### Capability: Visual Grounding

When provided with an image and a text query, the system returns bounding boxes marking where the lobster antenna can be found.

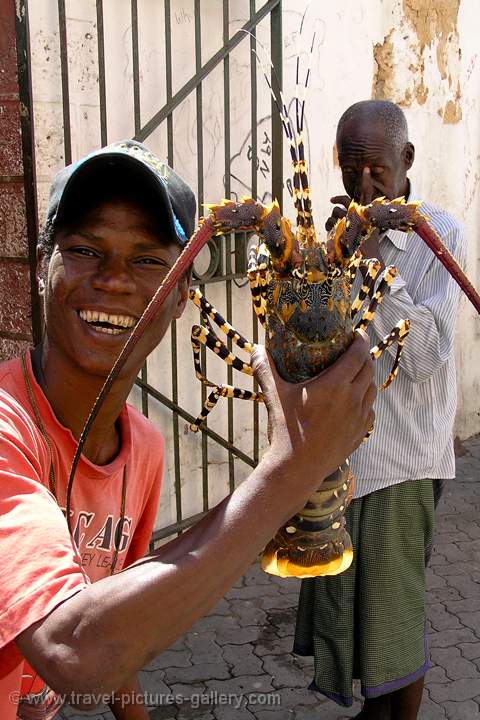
[296,2,315,135]
[293,3,318,245]
[243,30,310,230]
[240,29,297,151]
[243,28,310,232]
[250,47,292,143]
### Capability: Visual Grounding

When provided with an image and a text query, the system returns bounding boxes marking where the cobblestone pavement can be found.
[59,434,480,720]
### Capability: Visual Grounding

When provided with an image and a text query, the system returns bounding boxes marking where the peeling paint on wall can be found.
[403,0,459,48]
[372,0,462,123]
[404,0,462,122]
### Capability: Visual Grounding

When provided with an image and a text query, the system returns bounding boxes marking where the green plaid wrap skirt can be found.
[293,478,435,707]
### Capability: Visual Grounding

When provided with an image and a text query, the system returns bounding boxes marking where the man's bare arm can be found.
[17,334,375,698]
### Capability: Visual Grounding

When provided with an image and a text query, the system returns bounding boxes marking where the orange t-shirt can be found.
[0,352,164,720]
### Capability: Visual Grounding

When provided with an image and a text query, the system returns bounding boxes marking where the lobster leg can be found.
[190,288,254,351]
[354,266,399,332]
[191,384,262,433]
[247,245,269,325]
[189,290,263,432]
[350,257,382,318]
[370,319,411,389]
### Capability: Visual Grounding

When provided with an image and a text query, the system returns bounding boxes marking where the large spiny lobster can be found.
[182,39,480,578]
[67,24,480,581]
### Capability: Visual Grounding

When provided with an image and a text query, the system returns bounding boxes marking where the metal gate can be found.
[17,0,283,544]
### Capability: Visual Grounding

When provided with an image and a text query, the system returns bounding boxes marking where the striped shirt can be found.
[350,184,467,497]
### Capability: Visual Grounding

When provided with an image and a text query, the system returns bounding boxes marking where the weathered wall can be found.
[25,0,480,527]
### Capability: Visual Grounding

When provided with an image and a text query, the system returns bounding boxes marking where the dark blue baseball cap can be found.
[46,140,196,245]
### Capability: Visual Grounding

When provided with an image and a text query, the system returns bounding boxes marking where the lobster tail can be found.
[261,463,355,578]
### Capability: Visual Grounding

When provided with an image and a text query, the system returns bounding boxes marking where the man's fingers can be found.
[332,206,347,220]
[251,345,273,388]
[324,331,372,384]
[330,195,351,207]
[359,167,374,205]
[325,197,350,232]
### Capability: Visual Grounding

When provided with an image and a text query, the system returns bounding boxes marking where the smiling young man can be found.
[294,101,466,720]
[0,140,376,720]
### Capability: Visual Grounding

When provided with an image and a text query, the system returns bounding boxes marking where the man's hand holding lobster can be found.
[326,166,386,269]
[251,332,376,516]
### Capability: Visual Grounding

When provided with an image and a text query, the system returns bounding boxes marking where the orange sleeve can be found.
[0,395,89,658]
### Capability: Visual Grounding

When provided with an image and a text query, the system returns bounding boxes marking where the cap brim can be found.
[54,152,185,245]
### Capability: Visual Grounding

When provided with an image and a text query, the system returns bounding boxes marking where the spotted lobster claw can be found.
[326,197,422,267]
[324,197,480,314]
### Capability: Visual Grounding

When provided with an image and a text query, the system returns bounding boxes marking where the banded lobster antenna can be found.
[243,30,299,160]
[246,31,308,234]
[293,4,318,246]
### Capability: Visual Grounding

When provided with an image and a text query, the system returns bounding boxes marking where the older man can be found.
[294,101,466,720]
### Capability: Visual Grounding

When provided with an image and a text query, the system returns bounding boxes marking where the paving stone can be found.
[266,608,298,638]
[144,650,192,672]
[431,543,467,564]
[231,599,268,626]
[148,702,178,718]
[215,626,261,646]
[139,671,173,697]
[437,517,463,534]
[445,574,480,597]
[191,615,241,634]
[209,598,233,616]
[426,568,448,588]
[205,675,276,697]
[178,711,214,720]
[294,699,363,719]
[429,551,448,566]
[213,705,255,720]
[163,664,231,685]
[262,654,311,689]
[184,632,223,664]
[464,524,480,541]
[441,700,480,719]
[430,647,479,680]
[436,531,472,544]
[168,636,189,652]
[428,603,463,631]
[428,627,479,647]
[429,678,480,703]
[223,643,264,676]
[434,563,473,577]
[260,594,300,611]
[253,711,294,720]
[272,687,323,708]
[459,643,480,661]
[226,585,281,601]
[254,630,295,657]
[276,580,301,596]
[446,598,480,614]
[428,586,463,604]
[427,664,450,683]
[457,612,480,636]
[418,694,448,719]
